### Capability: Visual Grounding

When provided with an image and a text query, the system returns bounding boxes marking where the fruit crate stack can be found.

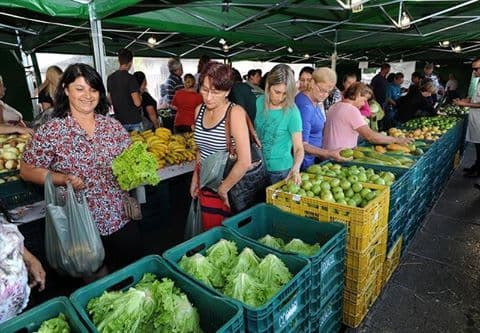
[266,174,389,327]
[0,297,87,333]
[163,227,312,333]
[70,255,244,333]
[222,204,346,333]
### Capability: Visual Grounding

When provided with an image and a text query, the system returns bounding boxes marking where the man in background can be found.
[370,63,391,108]
[162,58,184,114]
[107,48,142,131]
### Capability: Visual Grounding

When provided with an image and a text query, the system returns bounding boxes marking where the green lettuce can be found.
[257,234,284,250]
[206,239,238,277]
[179,253,224,288]
[224,273,265,307]
[229,247,260,277]
[283,238,321,256]
[112,141,160,190]
[36,313,70,333]
[256,254,293,299]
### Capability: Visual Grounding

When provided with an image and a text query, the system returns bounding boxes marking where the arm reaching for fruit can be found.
[0,124,33,135]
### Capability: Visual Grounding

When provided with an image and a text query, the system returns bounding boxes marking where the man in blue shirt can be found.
[384,72,404,129]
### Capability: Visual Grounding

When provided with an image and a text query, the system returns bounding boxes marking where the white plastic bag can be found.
[44,173,104,277]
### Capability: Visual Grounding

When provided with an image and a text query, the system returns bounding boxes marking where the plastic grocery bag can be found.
[184,198,203,240]
[199,150,228,191]
[44,173,105,277]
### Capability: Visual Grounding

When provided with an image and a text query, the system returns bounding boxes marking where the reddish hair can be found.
[199,61,234,91]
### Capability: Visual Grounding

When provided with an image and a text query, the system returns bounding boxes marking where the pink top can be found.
[359,101,371,117]
[323,101,367,150]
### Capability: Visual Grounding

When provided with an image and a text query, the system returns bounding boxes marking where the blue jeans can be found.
[267,169,290,185]
[123,122,143,132]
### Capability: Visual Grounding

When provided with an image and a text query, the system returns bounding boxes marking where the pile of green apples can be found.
[306,163,396,186]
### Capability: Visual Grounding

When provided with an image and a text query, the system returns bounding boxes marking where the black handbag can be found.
[223,104,268,213]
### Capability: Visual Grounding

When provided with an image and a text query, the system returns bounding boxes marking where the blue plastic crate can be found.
[310,290,343,333]
[70,255,244,333]
[222,203,346,316]
[0,297,87,333]
[163,227,311,333]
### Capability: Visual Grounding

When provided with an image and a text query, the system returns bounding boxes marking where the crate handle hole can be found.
[107,276,134,292]
[186,243,206,257]
[237,217,253,228]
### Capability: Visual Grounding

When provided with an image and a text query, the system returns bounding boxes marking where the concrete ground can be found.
[351,144,480,333]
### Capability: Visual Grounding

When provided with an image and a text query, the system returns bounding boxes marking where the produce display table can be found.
[157,161,195,180]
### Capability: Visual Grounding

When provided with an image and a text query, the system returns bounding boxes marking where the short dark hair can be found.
[387,73,395,83]
[473,57,480,63]
[197,55,211,73]
[231,68,242,83]
[299,66,314,78]
[411,71,422,79]
[380,63,391,70]
[133,71,146,86]
[343,72,357,83]
[54,63,108,118]
[344,82,373,100]
[394,72,404,80]
[199,61,234,91]
[118,48,133,65]
[247,69,258,79]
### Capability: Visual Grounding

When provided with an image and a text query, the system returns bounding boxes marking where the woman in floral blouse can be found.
[20,63,142,275]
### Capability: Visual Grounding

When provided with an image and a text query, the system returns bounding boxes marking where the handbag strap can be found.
[224,103,260,156]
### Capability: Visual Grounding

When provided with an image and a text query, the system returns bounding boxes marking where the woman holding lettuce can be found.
[20,63,142,275]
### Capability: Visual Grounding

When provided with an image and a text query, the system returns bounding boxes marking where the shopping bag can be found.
[184,198,203,240]
[44,173,105,277]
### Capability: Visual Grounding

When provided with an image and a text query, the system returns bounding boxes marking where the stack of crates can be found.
[382,236,403,286]
[266,176,389,328]
[222,204,346,333]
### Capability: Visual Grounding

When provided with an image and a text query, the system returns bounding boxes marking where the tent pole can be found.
[331,31,338,71]
[88,2,106,83]
[16,30,37,117]
[30,52,42,94]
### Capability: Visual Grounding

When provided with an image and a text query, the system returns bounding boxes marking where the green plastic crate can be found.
[70,255,243,333]
[0,297,87,333]
[310,290,343,333]
[222,203,346,315]
[163,227,311,333]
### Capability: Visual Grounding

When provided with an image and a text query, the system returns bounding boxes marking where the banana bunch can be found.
[129,128,197,169]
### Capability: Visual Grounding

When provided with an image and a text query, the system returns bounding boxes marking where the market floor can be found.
[350,144,480,333]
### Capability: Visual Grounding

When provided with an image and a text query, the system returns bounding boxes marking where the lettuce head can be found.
[257,234,284,250]
[283,238,321,256]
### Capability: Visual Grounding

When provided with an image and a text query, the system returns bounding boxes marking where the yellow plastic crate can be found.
[382,236,403,287]
[266,176,389,252]
[343,266,382,328]
[344,227,387,293]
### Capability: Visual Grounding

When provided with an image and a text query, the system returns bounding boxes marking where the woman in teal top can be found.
[255,64,304,185]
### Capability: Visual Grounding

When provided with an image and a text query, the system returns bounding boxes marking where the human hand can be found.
[286,169,301,185]
[329,148,352,162]
[24,251,46,291]
[66,174,85,190]
[17,126,34,135]
[394,137,414,145]
[217,183,230,208]
[453,98,469,107]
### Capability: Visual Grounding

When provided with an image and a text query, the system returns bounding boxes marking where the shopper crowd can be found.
[1,49,478,324]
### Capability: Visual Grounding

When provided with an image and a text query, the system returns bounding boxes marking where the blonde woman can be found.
[38,65,62,110]
[255,64,304,185]
[295,67,347,170]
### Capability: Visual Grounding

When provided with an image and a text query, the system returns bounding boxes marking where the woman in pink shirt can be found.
[323,82,411,150]
[342,73,371,117]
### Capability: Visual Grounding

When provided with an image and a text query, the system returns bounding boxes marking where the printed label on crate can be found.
[321,253,336,275]
[278,299,299,328]
[319,305,333,327]
[292,194,301,202]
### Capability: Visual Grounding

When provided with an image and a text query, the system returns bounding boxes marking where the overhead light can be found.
[147,37,157,46]
[452,45,462,53]
[399,12,411,29]
[350,0,363,13]
[222,44,229,52]
[287,47,293,53]
[219,38,226,45]
[304,53,310,59]
[439,40,450,47]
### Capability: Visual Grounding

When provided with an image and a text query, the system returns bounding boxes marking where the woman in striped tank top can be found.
[191,62,252,230]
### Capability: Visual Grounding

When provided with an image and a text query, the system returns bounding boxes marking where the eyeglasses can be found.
[472,67,480,72]
[200,86,224,96]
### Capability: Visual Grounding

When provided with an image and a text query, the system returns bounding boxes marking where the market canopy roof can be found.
[0,0,479,64]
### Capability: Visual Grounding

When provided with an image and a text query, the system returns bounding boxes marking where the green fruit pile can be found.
[280,171,382,208]
[306,163,396,186]
[438,104,468,116]
[403,116,458,131]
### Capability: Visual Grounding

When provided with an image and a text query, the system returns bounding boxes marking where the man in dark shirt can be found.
[107,48,142,131]
[162,58,184,115]
[370,63,391,108]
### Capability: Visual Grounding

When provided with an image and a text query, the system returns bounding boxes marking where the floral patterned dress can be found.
[22,114,131,236]
[0,223,29,323]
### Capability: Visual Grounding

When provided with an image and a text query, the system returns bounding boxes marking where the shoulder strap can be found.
[225,103,261,156]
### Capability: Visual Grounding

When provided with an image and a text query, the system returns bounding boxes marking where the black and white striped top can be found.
[194,103,228,160]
